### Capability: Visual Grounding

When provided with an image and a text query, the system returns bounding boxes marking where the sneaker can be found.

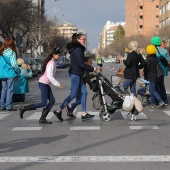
[53,110,63,121]
[164,100,168,106]
[155,102,165,109]
[81,113,95,121]
[65,105,76,118]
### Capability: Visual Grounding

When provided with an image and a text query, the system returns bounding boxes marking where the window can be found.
[156,5,159,8]
[140,6,143,10]
[139,15,143,20]
[140,25,143,29]
[156,25,159,28]
[156,15,159,18]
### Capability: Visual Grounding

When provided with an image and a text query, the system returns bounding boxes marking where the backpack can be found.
[92,91,102,110]
[156,47,169,67]
[156,63,164,79]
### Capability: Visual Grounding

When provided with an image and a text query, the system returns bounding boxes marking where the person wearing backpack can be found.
[144,45,164,109]
[151,36,169,106]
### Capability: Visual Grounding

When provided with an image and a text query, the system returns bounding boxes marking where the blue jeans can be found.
[157,76,167,102]
[137,86,146,96]
[60,74,87,112]
[1,78,15,109]
[34,82,55,110]
[123,79,137,96]
[149,81,163,105]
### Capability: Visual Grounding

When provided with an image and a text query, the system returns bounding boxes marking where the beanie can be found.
[17,58,24,66]
[146,45,157,55]
[151,36,162,46]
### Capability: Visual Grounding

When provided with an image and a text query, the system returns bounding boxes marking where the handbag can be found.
[116,67,125,77]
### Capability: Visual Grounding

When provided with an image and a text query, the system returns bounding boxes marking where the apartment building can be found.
[99,21,125,49]
[57,22,78,39]
[159,0,170,28]
[125,0,159,37]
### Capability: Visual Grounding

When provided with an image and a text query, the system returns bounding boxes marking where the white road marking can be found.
[0,114,10,120]
[26,112,54,120]
[71,126,100,130]
[0,155,170,162]
[163,110,170,116]
[12,127,42,131]
[130,126,158,130]
[76,112,100,120]
[121,111,149,120]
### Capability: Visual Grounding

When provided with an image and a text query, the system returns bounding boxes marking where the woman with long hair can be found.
[53,33,95,121]
[19,48,62,124]
[0,38,20,111]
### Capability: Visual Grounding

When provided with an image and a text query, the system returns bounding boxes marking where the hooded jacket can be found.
[66,42,94,75]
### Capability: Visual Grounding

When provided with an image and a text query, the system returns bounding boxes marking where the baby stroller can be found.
[92,73,139,122]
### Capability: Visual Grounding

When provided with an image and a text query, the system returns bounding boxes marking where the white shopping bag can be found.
[122,95,134,112]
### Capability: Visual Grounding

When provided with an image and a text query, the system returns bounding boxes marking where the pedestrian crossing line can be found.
[130,126,159,130]
[12,127,42,131]
[76,112,100,120]
[71,126,100,130]
[0,114,10,120]
[163,110,170,117]
[120,111,149,120]
[26,112,54,120]
[0,155,170,162]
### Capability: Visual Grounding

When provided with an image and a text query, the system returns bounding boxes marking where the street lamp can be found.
[54,0,59,25]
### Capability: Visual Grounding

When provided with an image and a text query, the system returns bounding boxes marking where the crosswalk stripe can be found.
[26,112,54,120]
[0,155,170,162]
[12,127,42,131]
[120,111,149,120]
[0,114,10,120]
[163,110,170,117]
[71,126,100,130]
[130,126,158,130]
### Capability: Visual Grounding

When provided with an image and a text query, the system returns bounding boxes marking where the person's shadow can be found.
[0,135,68,153]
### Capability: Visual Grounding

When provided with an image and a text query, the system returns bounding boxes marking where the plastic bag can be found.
[133,96,143,113]
[122,95,134,112]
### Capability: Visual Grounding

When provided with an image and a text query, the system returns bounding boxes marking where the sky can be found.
[44,0,125,51]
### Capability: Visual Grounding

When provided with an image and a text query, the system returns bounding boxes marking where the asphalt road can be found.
[0,62,170,170]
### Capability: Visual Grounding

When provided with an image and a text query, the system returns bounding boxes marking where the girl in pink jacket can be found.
[19,48,62,124]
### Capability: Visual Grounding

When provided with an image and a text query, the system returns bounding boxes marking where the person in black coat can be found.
[54,33,95,121]
[122,41,145,96]
[144,45,164,109]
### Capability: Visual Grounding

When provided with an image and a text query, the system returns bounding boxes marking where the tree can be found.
[0,0,41,39]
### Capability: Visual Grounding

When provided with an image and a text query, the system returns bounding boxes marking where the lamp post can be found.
[54,0,59,25]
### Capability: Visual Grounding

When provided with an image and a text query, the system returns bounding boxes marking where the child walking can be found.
[19,48,62,124]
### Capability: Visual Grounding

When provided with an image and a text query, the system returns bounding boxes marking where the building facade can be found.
[125,0,159,37]
[99,21,125,49]
[159,0,170,28]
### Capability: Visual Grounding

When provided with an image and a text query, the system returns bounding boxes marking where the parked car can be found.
[22,57,38,77]
[56,56,67,68]
[35,57,44,74]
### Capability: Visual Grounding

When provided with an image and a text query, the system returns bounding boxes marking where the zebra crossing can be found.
[1,108,170,131]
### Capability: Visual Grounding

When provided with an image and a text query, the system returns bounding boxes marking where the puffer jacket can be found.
[123,51,146,79]
[66,42,94,75]
[144,54,159,82]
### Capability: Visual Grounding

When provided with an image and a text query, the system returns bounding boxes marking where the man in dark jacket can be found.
[122,41,145,96]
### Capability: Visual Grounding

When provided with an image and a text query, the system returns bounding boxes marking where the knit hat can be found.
[146,45,157,55]
[151,36,162,46]
[21,63,28,70]
[17,58,24,66]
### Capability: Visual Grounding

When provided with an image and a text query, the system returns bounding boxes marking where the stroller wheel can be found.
[101,112,111,122]
[127,113,137,121]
